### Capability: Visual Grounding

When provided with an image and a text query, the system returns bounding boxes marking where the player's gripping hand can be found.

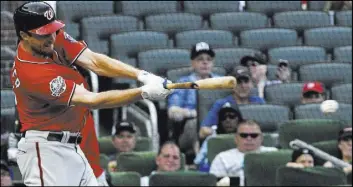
[138,70,169,85]
[141,79,173,100]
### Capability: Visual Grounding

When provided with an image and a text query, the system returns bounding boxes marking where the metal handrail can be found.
[88,70,100,138]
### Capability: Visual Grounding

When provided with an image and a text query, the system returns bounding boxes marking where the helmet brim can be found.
[29,20,65,35]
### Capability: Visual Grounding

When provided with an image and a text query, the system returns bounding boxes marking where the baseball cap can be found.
[240,52,267,66]
[112,121,136,136]
[291,148,315,162]
[190,42,215,60]
[231,66,251,80]
[302,81,324,94]
[338,127,352,141]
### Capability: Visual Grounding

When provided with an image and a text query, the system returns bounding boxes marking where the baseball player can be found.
[11,2,172,186]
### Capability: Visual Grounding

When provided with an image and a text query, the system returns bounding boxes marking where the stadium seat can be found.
[112,58,138,88]
[312,140,340,165]
[276,166,348,186]
[210,12,269,34]
[240,28,298,52]
[273,11,331,33]
[175,30,235,49]
[56,1,114,23]
[1,1,26,13]
[304,27,352,51]
[81,15,140,55]
[110,31,169,59]
[98,136,153,156]
[333,46,352,64]
[149,171,217,186]
[138,49,190,77]
[145,13,203,36]
[268,46,328,70]
[246,1,302,16]
[264,82,304,107]
[99,154,109,171]
[299,63,352,87]
[238,104,291,132]
[308,1,326,11]
[335,11,352,27]
[207,133,279,164]
[244,150,293,186]
[331,83,352,104]
[110,172,142,186]
[1,11,15,30]
[166,67,226,82]
[120,1,178,18]
[64,23,80,40]
[279,119,350,149]
[116,151,186,176]
[1,46,15,60]
[213,48,262,71]
[197,90,233,129]
[1,29,17,46]
[183,1,239,18]
[1,90,16,133]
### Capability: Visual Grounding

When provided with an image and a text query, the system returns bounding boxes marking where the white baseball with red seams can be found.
[320,100,339,113]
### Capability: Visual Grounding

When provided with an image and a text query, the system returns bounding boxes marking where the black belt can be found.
[22,131,82,144]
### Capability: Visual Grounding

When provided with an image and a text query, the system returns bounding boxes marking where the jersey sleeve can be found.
[23,69,76,106]
[55,29,87,65]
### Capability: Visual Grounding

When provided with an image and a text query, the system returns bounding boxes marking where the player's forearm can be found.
[89,88,143,109]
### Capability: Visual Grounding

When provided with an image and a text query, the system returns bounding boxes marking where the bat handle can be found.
[163,78,169,89]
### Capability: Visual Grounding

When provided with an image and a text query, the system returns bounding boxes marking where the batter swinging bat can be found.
[163,76,237,90]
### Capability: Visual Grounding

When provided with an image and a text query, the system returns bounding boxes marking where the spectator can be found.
[323,1,352,11]
[140,141,181,186]
[324,127,352,174]
[194,106,243,172]
[107,121,137,172]
[199,66,265,140]
[210,120,277,186]
[286,148,316,168]
[240,54,291,98]
[301,81,325,104]
[1,160,13,186]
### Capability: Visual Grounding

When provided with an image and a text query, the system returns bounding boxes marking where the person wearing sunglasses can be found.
[141,141,181,186]
[301,81,325,104]
[199,66,265,140]
[194,106,244,172]
[210,120,277,186]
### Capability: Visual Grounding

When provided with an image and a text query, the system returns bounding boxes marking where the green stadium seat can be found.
[120,1,178,18]
[308,1,326,11]
[335,11,352,27]
[239,104,291,132]
[109,172,141,186]
[149,171,217,186]
[116,151,186,176]
[264,82,304,108]
[299,63,352,87]
[268,46,327,70]
[304,27,352,51]
[278,119,349,149]
[110,31,169,59]
[244,149,293,186]
[246,1,302,16]
[276,166,348,186]
[166,67,226,83]
[210,12,269,34]
[312,140,341,165]
[145,13,203,36]
[99,154,109,171]
[56,1,114,23]
[138,49,190,77]
[183,1,239,18]
[240,28,298,52]
[213,48,262,71]
[98,136,153,156]
[333,46,352,64]
[175,30,235,48]
[331,83,352,104]
[273,11,331,33]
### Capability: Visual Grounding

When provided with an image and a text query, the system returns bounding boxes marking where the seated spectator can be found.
[324,127,352,174]
[194,106,243,172]
[1,160,13,186]
[286,148,316,168]
[140,141,181,186]
[240,54,291,98]
[108,121,137,172]
[301,81,325,104]
[199,66,265,140]
[210,120,277,186]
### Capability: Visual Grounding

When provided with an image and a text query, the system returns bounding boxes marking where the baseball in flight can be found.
[320,100,339,113]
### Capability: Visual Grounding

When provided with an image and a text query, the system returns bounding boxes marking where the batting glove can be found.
[141,79,173,100]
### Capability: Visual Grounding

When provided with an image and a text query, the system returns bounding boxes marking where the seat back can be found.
[1,90,16,133]
[184,1,239,18]
[246,1,301,16]
[331,83,352,104]
[110,171,142,186]
[213,48,262,71]
[335,11,352,27]
[312,140,341,165]
[149,171,217,186]
[175,30,235,48]
[98,136,153,155]
[120,1,178,18]
[264,82,304,108]
[166,67,226,82]
[333,46,352,64]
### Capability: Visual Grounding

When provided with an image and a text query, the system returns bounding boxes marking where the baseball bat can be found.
[163,76,237,90]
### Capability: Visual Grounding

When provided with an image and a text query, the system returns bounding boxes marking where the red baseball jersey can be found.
[10,29,103,177]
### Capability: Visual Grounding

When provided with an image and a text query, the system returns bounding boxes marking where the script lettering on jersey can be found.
[49,76,66,97]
